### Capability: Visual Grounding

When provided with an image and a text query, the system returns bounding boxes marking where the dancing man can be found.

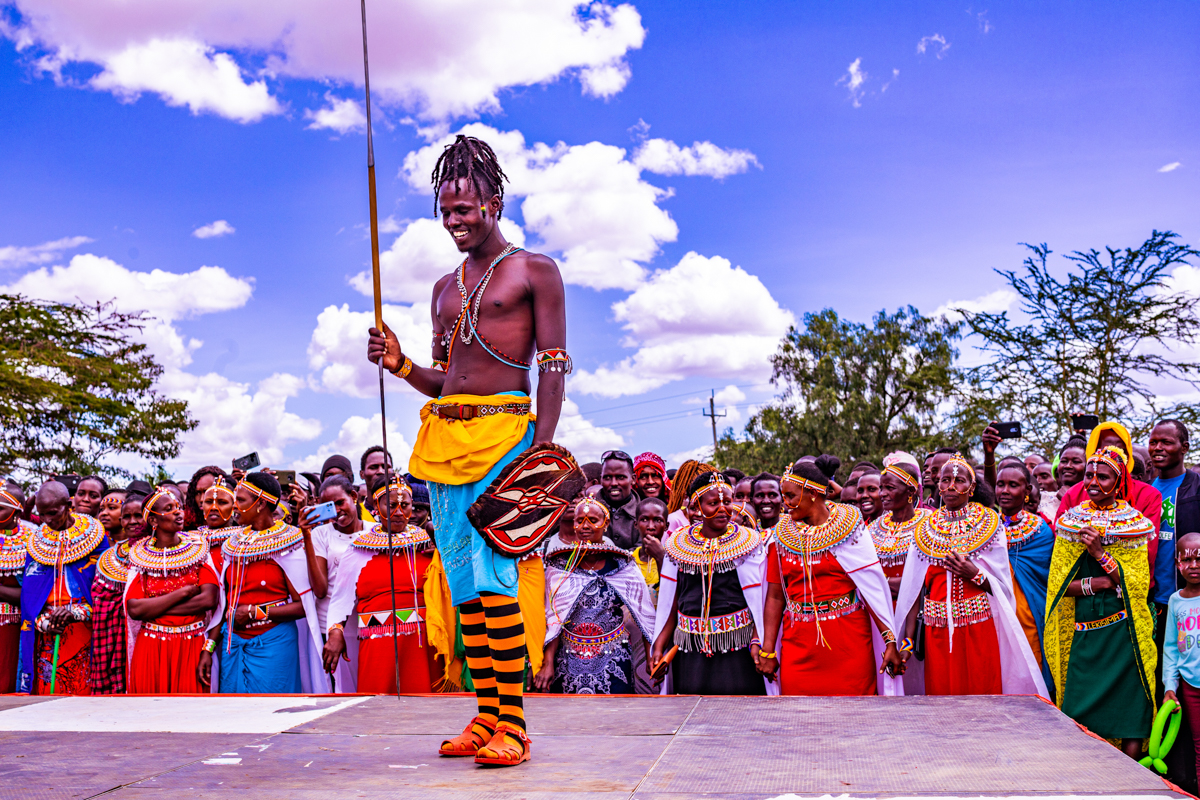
[368,134,567,767]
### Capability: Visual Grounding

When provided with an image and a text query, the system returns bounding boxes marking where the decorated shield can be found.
[467,443,586,557]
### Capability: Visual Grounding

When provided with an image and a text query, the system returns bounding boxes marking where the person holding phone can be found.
[322,476,439,694]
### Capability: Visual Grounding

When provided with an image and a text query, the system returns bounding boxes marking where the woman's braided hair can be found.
[430,135,509,218]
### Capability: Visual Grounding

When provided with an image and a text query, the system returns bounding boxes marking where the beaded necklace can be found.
[1001,510,1043,551]
[441,244,530,369]
[665,523,760,574]
[352,523,430,553]
[868,508,930,567]
[774,503,862,559]
[0,520,33,577]
[205,526,239,548]
[221,521,302,563]
[913,502,1000,566]
[1056,499,1152,547]
[96,541,133,588]
[27,514,105,567]
[129,533,208,577]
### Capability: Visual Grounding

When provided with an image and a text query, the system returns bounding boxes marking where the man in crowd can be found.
[600,451,640,550]
[360,446,393,516]
[751,472,782,531]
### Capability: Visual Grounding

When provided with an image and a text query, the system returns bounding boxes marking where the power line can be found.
[575,381,773,417]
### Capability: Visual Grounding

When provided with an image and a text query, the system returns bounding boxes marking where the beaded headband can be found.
[883,464,919,492]
[237,479,279,508]
[574,496,611,524]
[944,454,975,484]
[1088,445,1127,475]
[372,479,412,502]
[689,474,732,507]
[203,483,235,500]
[141,488,175,523]
[0,489,20,511]
[781,465,827,497]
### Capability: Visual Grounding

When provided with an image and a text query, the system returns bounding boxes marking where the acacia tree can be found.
[0,295,196,480]
[957,230,1200,455]
[717,306,964,475]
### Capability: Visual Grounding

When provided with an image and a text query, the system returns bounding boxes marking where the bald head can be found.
[1178,531,1200,553]
[35,481,72,530]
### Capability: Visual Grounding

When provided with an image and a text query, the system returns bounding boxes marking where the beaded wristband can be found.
[970,570,987,587]
[1081,577,1094,596]
[203,639,217,654]
[758,650,777,660]
[749,636,761,649]
[898,638,914,653]
[328,622,344,635]
[881,629,897,645]
[1098,551,1118,574]
[393,356,414,379]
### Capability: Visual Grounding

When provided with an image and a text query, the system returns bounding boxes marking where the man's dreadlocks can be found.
[430,135,509,218]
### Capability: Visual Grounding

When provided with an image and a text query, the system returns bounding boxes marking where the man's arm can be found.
[365,275,453,399]
[528,255,567,445]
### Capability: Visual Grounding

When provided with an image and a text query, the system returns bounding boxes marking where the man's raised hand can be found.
[366,322,403,373]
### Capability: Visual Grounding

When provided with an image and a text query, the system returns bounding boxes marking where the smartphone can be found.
[1070,414,1100,433]
[309,501,338,526]
[274,469,297,488]
[993,421,1022,440]
[53,474,82,496]
[232,452,260,472]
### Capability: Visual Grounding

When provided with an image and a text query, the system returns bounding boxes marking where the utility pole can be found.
[702,389,727,461]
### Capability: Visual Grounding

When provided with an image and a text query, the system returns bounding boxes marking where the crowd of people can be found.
[3,416,1199,774]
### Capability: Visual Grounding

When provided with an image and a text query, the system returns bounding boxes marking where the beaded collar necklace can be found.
[665,523,760,575]
[869,508,929,566]
[221,521,303,564]
[96,540,134,586]
[128,533,209,576]
[544,536,631,561]
[1056,500,1152,547]
[27,514,105,567]
[204,526,239,547]
[774,503,862,559]
[352,523,431,553]
[1001,510,1043,550]
[913,502,1000,565]
[0,520,33,576]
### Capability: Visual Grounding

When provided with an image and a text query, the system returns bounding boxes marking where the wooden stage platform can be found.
[0,693,1189,799]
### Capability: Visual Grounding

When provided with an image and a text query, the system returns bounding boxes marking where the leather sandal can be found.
[474,723,531,767]
[439,716,495,757]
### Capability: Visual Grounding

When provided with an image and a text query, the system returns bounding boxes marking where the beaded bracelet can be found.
[1081,577,1094,596]
[749,636,761,649]
[328,622,344,635]
[203,639,217,654]
[758,650,777,660]
[393,356,414,379]
[1098,551,1118,574]
[970,570,987,587]
[881,629,897,645]
[897,638,914,653]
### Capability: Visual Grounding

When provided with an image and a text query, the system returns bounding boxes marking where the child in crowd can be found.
[632,498,667,592]
[1164,531,1200,776]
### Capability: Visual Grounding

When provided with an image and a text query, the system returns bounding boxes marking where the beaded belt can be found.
[141,620,206,639]
[562,623,628,659]
[1075,609,1127,632]
[432,402,529,421]
[675,607,756,654]
[358,608,425,639]
[785,590,862,623]
[0,601,18,626]
[923,593,992,628]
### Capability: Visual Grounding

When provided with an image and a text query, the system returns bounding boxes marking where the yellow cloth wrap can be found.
[632,546,661,588]
[408,393,535,486]
[1044,537,1156,710]
[423,550,463,691]
[1010,567,1043,666]
[358,502,377,524]
[518,555,546,676]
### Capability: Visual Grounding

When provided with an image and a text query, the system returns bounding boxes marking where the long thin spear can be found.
[359,0,403,700]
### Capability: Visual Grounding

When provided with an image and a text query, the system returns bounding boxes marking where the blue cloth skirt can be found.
[219,620,302,694]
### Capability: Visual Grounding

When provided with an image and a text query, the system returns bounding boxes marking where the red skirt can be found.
[0,622,17,693]
[357,623,439,694]
[924,618,1002,695]
[34,622,92,695]
[128,630,206,694]
[780,607,877,696]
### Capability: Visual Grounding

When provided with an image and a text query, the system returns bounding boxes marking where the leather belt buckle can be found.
[458,405,477,421]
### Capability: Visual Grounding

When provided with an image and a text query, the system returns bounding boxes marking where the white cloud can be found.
[160,370,322,469]
[837,58,867,108]
[290,413,412,476]
[305,92,366,134]
[306,302,431,398]
[975,11,993,34]
[349,216,526,304]
[192,219,235,239]
[881,68,900,92]
[405,124,754,290]
[933,289,1017,322]
[1159,162,1182,173]
[570,252,795,397]
[633,139,760,179]
[667,444,712,466]
[7,0,646,122]
[0,235,92,268]
[0,253,254,368]
[378,216,402,235]
[90,38,282,123]
[916,33,950,59]
[686,383,749,424]
[552,398,625,463]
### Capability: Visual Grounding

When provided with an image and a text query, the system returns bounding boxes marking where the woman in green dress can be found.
[1046,445,1156,758]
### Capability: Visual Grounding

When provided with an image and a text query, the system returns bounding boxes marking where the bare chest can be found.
[436,263,531,334]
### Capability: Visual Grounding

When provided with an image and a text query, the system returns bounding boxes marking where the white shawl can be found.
[544,554,657,645]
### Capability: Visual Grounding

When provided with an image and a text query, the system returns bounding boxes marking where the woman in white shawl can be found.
[533,497,656,694]
[197,472,329,694]
[651,472,771,695]
[895,454,1046,697]
[757,460,904,695]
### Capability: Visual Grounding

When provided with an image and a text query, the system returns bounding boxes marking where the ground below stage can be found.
[0,693,1187,800]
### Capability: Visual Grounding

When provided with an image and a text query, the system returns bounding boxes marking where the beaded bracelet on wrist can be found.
[881,629,897,645]
[392,356,414,379]
[898,638,914,653]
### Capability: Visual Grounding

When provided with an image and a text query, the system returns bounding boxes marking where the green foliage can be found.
[0,294,196,481]
[956,230,1200,456]
[717,306,965,476]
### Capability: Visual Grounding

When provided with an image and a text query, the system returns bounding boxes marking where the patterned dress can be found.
[90,540,134,694]
[551,557,633,695]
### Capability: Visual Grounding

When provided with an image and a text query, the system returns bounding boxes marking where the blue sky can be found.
[1,0,1197,478]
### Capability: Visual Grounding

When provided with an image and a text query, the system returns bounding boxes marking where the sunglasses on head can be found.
[601,450,633,464]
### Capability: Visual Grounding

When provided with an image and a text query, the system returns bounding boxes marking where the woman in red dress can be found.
[758,461,904,696]
[197,481,238,574]
[323,477,439,693]
[125,489,220,693]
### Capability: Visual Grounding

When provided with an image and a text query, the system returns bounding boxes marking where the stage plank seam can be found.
[627,696,704,800]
